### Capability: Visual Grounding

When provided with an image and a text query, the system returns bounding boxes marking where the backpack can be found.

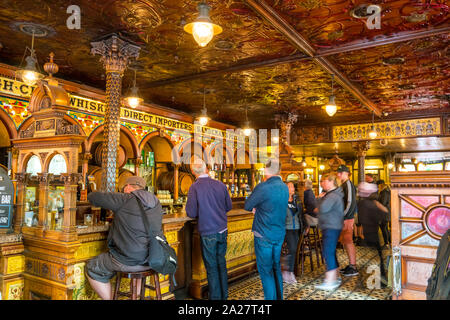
[134,195,178,278]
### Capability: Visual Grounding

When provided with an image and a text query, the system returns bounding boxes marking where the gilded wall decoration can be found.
[332,117,441,142]
[291,126,330,144]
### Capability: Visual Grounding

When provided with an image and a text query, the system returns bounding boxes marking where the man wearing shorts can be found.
[336,165,358,277]
[85,176,162,299]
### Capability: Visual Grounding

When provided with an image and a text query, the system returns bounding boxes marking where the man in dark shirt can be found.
[377,180,391,247]
[244,158,289,300]
[336,165,358,277]
[86,176,162,300]
[186,159,232,300]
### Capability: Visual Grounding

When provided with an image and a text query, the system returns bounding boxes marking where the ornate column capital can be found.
[275,112,298,146]
[91,34,141,74]
[352,140,370,157]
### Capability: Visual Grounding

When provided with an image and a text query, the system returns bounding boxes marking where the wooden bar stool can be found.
[310,225,324,266]
[295,227,314,276]
[113,269,162,300]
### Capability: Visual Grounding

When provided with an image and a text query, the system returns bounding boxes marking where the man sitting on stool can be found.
[85,176,163,300]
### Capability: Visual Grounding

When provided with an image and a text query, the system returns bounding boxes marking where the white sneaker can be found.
[314,280,340,291]
[289,272,297,284]
[282,271,291,283]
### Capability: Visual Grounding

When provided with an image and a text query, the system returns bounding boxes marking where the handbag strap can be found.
[133,194,151,237]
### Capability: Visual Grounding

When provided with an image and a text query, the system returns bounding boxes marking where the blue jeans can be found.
[285,229,300,272]
[200,231,228,300]
[254,236,284,300]
[322,228,342,271]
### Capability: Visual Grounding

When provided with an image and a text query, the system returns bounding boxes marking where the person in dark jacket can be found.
[315,173,344,291]
[86,176,162,300]
[357,182,388,279]
[377,180,391,247]
[336,165,358,277]
[186,159,232,300]
[244,158,289,300]
[303,179,318,227]
[282,181,303,284]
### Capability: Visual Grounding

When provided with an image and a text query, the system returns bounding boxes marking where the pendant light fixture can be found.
[184,1,223,47]
[301,145,307,167]
[323,74,338,117]
[15,28,44,86]
[124,69,143,108]
[242,107,252,136]
[197,87,210,126]
[368,111,377,139]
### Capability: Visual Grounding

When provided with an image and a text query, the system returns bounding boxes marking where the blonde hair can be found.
[305,179,313,189]
[321,173,338,187]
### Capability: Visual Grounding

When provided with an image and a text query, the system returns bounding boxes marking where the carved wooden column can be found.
[13,173,27,232]
[352,141,370,183]
[91,35,140,192]
[37,173,50,233]
[133,158,143,176]
[61,173,80,238]
[173,164,180,202]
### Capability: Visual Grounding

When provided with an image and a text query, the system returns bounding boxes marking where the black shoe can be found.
[343,266,359,277]
[339,265,350,274]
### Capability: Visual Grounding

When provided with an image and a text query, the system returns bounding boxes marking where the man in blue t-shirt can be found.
[185,159,232,300]
[244,158,289,300]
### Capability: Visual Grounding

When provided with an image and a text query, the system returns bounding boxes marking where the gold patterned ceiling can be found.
[0,0,448,130]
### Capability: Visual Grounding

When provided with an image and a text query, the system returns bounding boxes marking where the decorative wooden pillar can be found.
[173,164,180,202]
[13,173,27,233]
[91,35,140,192]
[352,141,370,183]
[133,158,143,176]
[37,173,50,232]
[250,164,255,189]
[61,173,80,237]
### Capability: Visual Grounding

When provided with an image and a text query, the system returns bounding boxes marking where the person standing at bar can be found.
[336,165,359,277]
[282,181,302,284]
[185,159,232,300]
[244,158,289,300]
[377,179,391,247]
[315,173,344,290]
[303,179,318,227]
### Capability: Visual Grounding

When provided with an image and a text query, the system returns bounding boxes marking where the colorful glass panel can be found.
[410,234,439,247]
[426,206,450,237]
[400,200,423,218]
[408,195,440,209]
[401,222,423,240]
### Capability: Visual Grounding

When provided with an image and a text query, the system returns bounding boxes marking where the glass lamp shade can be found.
[319,164,325,171]
[197,107,210,126]
[368,127,377,139]
[242,121,252,136]
[16,55,44,86]
[387,163,394,170]
[184,2,222,47]
[124,86,143,108]
[324,95,337,117]
[301,159,307,167]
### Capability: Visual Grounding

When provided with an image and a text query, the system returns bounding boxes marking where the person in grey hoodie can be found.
[315,173,345,291]
[85,176,162,300]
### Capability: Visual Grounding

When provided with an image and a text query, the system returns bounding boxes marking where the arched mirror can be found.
[25,155,42,176]
[48,154,67,175]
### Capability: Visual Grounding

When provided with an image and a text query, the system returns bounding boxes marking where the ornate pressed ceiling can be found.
[0,0,448,130]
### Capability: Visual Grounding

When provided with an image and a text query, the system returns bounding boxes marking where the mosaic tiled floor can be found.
[227,246,392,300]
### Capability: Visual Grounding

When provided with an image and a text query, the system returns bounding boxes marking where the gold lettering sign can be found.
[0,76,35,97]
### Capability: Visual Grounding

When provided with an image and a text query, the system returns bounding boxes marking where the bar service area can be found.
[0,0,448,302]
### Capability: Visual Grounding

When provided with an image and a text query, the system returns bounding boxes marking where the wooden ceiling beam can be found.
[244,0,382,117]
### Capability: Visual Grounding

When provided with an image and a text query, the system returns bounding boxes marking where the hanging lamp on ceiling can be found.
[368,111,378,139]
[124,69,143,108]
[322,74,339,117]
[15,28,45,86]
[242,107,253,137]
[197,87,210,126]
[184,1,223,47]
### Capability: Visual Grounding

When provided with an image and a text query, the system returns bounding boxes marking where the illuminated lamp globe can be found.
[184,2,222,47]
[319,164,325,171]
[242,121,252,137]
[124,86,143,109]
[16,55,44,86]
[301,158,307,167]
[368,126,377,139]
[271,136,279,143]
[387,163,394,170]
[324,95,337,117]
[197,108,210,126]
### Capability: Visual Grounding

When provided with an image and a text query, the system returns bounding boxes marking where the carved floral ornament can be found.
[332,118,441,142]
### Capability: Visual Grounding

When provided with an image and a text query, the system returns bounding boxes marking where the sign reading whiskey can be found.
[0,167,13,229]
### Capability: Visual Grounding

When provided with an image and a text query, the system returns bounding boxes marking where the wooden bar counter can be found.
[189,206,256,299]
